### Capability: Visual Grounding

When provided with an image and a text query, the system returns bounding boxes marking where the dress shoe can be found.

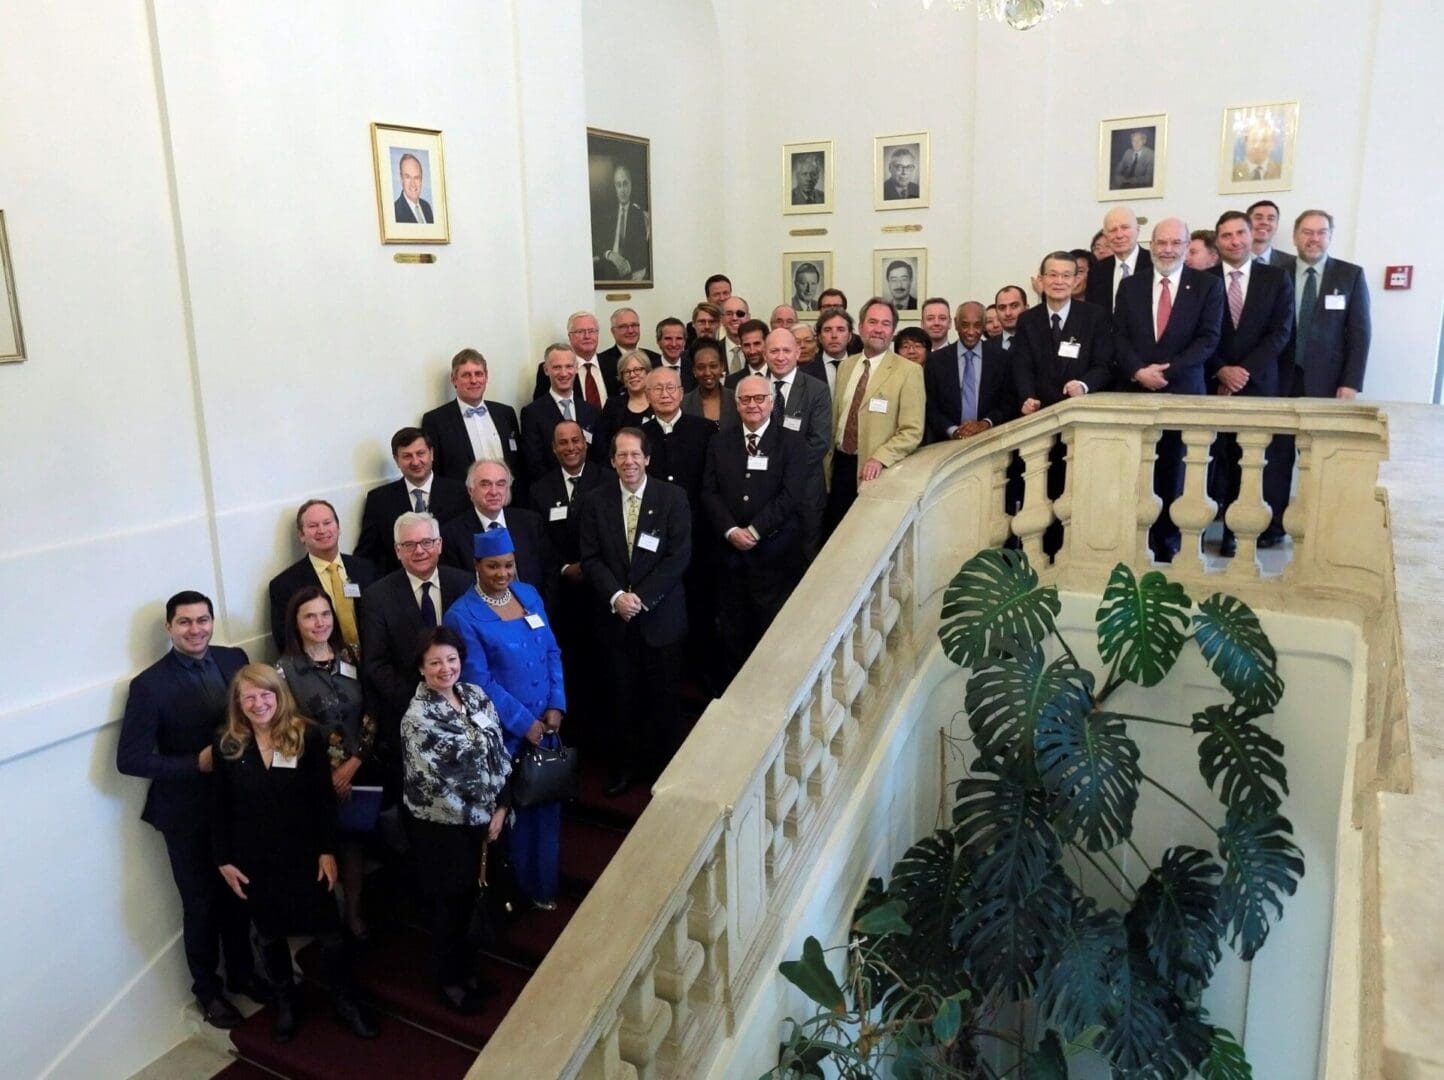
[532,898,559,912]
[227,975,273,1003]
[334,997,379,1039]
[1218,529,1237,558]
[605,774,634,798]
[271,992,300,1042]
[1256,528,1285,549]
[199,995,242,1030]
[440,983,485,1015]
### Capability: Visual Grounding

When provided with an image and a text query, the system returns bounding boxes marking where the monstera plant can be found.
[770,548,1302,1079]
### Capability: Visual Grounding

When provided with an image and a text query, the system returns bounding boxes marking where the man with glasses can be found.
[599,307,660,384]
[882,146,920,200]
[356,427,469,574]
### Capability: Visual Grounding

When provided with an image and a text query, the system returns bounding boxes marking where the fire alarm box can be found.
[1384,266,1413,290]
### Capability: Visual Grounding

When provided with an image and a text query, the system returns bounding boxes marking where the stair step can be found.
[215,1059,285,1079]
[483,896,580,968]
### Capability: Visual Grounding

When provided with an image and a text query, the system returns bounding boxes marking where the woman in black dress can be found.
[213,663,377,1042]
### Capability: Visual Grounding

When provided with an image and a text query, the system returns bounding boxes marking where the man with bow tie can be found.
[421,347,526,495]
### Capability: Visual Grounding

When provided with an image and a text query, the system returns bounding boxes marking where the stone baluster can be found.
[988,451,1015,548]
[1169,428,1220,570]
[655,899,705,1076]
[687,853,729,1013]
[785,696,823,832]
[855,584,882,673]
[831,631,863,753]
[581,1012,640,1080]
[871,560,900,639]
[1051,429,1076,567]
[617,956,673,1080]
[1224,430,1273,578]
[811,665,844,790]
[1011,432,1057,562]
[1135,426,1163,562]
[1281,431,1312,581]
[765,737,798,884]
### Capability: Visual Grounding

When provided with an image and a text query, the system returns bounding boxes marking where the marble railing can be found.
[471,394,1407,1080]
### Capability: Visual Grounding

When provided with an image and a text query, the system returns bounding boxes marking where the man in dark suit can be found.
[684,279,730,344]
[520,344,602,481]
[578,429,692,795]
[723,320,770,388]
[816,290,865,357]
[655,317,697,392]
[359,512,473,795]
[882,146,921,200]
[992,285,1029,353]
[1247,200,1297,274]
[1205,212,1295,556]
[439,459,555,598]
[267,498,378,652]
[1112,130,1155,189]
[790,154,824,205]
[805,306,856,398]
[116,591,260,1028]
[355,427,470,575]
[420,348,525,494]
[764,328,832,558]
[393,153,433,224]
[533,311,613,404]
[1086,206,1153,315]
[884,260,919,312]
[791,261,823,313]
[924,301,1016,444]
[1114,218,1226,561]
[597,307,660,378]
[592,164,648,281]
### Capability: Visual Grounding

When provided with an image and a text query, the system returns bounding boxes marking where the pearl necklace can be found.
[478,587,513,608]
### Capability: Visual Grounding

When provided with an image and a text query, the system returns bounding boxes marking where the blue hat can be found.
[473,526,515,559]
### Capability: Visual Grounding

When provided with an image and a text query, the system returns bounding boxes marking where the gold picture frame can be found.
[371,122,450,244]
[783,140,833,215]
[873,248,927,321]
[874,133,930,210]
[782,251,833,313]
[0,211,25,363]
[1098,113,1167,201]
[1218,102,1299,195]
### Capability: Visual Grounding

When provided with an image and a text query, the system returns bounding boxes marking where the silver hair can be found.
[393,511,439,543]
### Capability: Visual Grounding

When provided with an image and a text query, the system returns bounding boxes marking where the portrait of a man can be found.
[1232,118,1283,181]
[874,133,930,209]
[1098,114,1166,201]
[1112,129,1155,189]
[371,122,449,243]
[588,129,653,287]
[782,252,832,312]
[791,153,824,205]
[792,261,822,311]
[1218,103,1298,195]
[885,260,918,310]
[783,141,833,214]
[392,150,434,224]
[883,145,921,200]
[872,248,926,318]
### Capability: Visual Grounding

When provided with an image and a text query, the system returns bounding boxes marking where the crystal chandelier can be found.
[922,0,1107,30]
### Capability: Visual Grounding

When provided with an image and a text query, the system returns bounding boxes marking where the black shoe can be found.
[334,997,379,1039]
[605,774,634,798]
[227,975,273,1004]
[271,991,300,1042]
[1257,528,1285,549]
[1218,529,1237,558]
[440,983,484,1015]
[199,995,242,1030]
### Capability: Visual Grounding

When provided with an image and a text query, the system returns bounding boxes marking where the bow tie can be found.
[464,405,488,419]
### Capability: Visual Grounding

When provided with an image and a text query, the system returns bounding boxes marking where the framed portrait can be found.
[1098,114,1167,201]
[782,251,833,314]
[873,248,927,321]
[874,133,930,210]
[588,128,653,289]
[370,122,449,244]
[783,140,833,215]
[0,211,24,363]
[1218,102,1299,195]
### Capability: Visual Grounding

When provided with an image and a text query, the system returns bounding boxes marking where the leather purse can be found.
[510,732,579,808]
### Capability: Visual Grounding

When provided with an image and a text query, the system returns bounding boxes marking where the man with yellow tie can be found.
[267,499,379,653]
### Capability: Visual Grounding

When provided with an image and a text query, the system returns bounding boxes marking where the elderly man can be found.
[720,296,751,373]
[422,347,525,488]
[1086,206,1153,312]
[924,301,1016,443]
[765,327,832,557]
[791,155,824,205]
[770,304,799,330]
[882,146,921,200]
[599,306,660,379]
[355,427,469,574]
[520,344,601,480]
[594,163,648,281]
[532,312,608,402]
[1233,121,1281,182]
[440,460,555,600]
[1112,130,1155,189]
[267,498,378,651]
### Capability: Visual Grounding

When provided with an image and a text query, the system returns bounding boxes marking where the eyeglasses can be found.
[737,394,771,405]
[397,538,441,552]
[651,385,682,395]
[613,322,640,331]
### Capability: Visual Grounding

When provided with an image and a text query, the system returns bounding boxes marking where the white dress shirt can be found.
[406,569,444,619]
[456,398,505,462]
[576,356,609,405]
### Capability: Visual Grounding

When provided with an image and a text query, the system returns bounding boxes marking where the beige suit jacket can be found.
[831,350,925,483]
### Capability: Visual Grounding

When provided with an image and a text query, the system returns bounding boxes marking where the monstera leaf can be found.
[953,777,1060,902]
[1192,705,1289,817]
[958,867,1073,1001]
[1096,948,1175,1075]
[1128,1003,1215,1080]
[939,548,1061,668]
[1200,1026,1252,1079]
[1036,707,1141,852]
[1217,810,1305,960]
[1193,594,1284,711]
[862,833,973,1005]
[1035,904,1125,1039]
[965,646,1094,782]
[1024,1030,1069,1079]
[1128,846,1224,997]
[1096,563,1193,687]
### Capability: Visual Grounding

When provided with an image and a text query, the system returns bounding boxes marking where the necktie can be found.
[582,364,602,408]
[1253,165,1264,180]
[1156,276,1173,340]
[487,521,501,531]
[1119,261,1132,279]
[190,656,226,712]
[746,431,760,457]
[1001,335,1011,351]
[961,349,978,423]
[566,475,578,504]
[624,493,640,556]
[559,397,574,420]
[1227,270,1245,329]
[419,580,437,627]
[1296,267,1318,363]
[774,379,786,416]
[614,204,626,256]
[464,404,487,419]
[1050,314,1062,348]
[323,561,360,647]
[841,359,871,455]
[412,488,428,513]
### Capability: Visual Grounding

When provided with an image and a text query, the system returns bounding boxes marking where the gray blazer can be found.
[775,371,832,511]
[681,387,739,431]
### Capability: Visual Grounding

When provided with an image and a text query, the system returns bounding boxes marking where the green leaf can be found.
[1127,846,1223,997]
[931,997,962,1045]
[953,777,1061,902]
[965,645,1094,782]
[1096,948,1174,1073]
[1217,810,1305,960]
[853,899,911,937]
[1036,707,1141,851]
[1095,562,1193,687]
[1036,904,1125,1038]
[778,936,845,1014]
[939,548,1061,668]
[958,867,1073,1000]
[1134,1003,1215,1079]
[1193,704,1289,817]
[1200,1026,1252,1079]
[1024,1030,1069,1079]
[1193,594,1283,711]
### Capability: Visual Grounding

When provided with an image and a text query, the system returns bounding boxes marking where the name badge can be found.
[782,415,802,431]
[637,531,661,552]
[549,505,569,522]
[342,582,362,598]
[338,661,358,680]
[508,436,519,451]
[470,711,492,730]
[583,429,594,444]
[747,455,769,471]
[868,397,889,414]
[1058,341,1081,359]
[1325,294,1346,310]
[524,612,545,630]
[271,752,298,769]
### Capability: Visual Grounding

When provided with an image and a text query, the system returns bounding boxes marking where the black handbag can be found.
[510,732,578,808]
[466,839,520,950]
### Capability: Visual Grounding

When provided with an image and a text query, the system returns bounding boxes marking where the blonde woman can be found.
[595,350,655,452]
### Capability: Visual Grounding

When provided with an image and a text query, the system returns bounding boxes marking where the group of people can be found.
[116,194,1370,1043]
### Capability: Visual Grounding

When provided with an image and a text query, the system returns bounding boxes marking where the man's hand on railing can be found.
[954,420,991,438]
[1336,387,1358,400]
[1062,381,1088,398]
[1020,398,1041,415]
[860,458,885,482]
[1134,362,1170,391]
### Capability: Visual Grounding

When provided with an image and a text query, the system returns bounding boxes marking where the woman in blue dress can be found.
[443,527,566,909]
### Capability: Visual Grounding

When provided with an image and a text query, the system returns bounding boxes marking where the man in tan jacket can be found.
[823,296,925,537]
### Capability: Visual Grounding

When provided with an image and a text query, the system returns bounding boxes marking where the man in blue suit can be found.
[116,591,261,1028]
[1114,218,1225,561]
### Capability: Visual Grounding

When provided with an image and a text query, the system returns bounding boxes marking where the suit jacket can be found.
[267,552,379,652]
[577,479,691,647]
[1232,158,1282,182]
[531,355,619,401]
[1086,248,1154,314]
[530,464,616,565]
[594,396,654,459]
[923,340,1016,443]
[593,201,648,279]
[1286,257,1371,397]
[1011,301,1115,407]
[1113,267,1225,396]
[642,414,714,509]
[1112,146,1155,188]
[355,475,470,575]
[773,370,832,510]
[1260,248,1297,275]
[1204,262,1294,397]
[832,351,925,477]
[654,357,697,393]
[791,186,824,205]
[519,394,602,481]
[438,505,556,602]
[702,422,809,565]
[882,181,920,200]
[724,365,770,389]
[394,194,434,224]
[116,645,249,833]
[420,398,525,489]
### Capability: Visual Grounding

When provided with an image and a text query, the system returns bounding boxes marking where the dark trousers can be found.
[258,927,352,1001]
[1149,429,1185,556]
[603,626,682,781]
[717,544,802,689]
[553,579,603,752]
[823,452,859,539]
[1213,431,1291,538]
[428,891,477,988]
[1261,366,1308,536]
[163,825,255,1002]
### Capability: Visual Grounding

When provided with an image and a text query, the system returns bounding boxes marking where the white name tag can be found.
[342,582,362,598]
[338,661,358,680]
[549,505,569,521]
[637,531,661,552]
[782,415,802,431]
[868,397,889,414]
[1325,294,1346,310]
[1058,341,1081,359]
[583,430,594,444]
[524,612,545,630]
[747,455,769,471]
[470,710,492,730]
[508,436,519,451]
[271,752,298,769]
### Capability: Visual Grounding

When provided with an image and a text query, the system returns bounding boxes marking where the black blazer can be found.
[1012,300,1115,407]
[438,505,557,605]
[267,552,379,652]
[519,395,602,482]
[1285,257,1371,397]
[355,476,470,575]
[532,352,634,401]
[642,414,715,507]
[1086,248,1154,315]
[577,479,692,647]
[702,422,809,564]
[923,340,1016,444]
[1204,262,1294,397]
[420,398,525,489]
[1113,267,1225,396]
[530,464,617,565]
[594,395,654,459]
[723,365,770,390]
[116,645,250,833]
